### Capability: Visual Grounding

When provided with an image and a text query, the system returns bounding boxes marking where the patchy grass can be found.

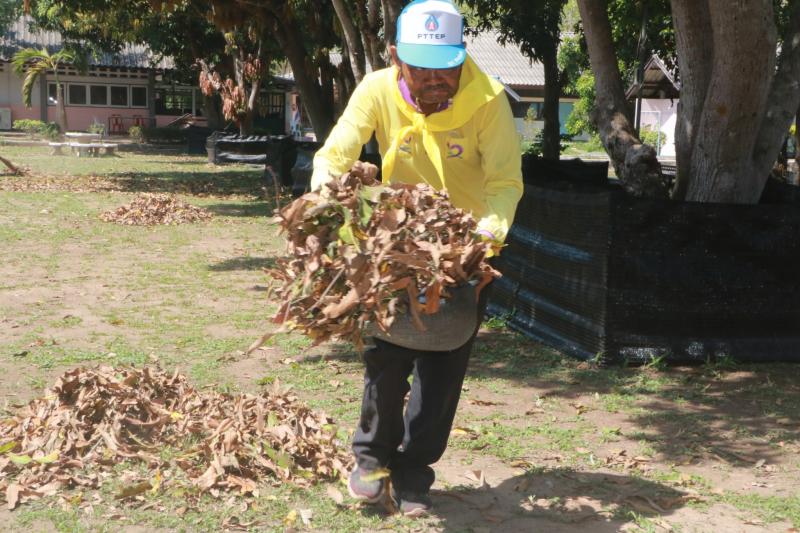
[1,145,799,532]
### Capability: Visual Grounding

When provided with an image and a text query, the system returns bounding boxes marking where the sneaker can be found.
[391,487,432,517]
[348,467,387,504]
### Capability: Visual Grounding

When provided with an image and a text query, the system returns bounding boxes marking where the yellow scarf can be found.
[381,56,506,189]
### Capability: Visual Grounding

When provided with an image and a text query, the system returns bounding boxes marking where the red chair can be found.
[110,115,124,134]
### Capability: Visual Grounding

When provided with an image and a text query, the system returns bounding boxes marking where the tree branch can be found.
[0,155,23,175]
[752,0,800,187]
[576,0,667,198]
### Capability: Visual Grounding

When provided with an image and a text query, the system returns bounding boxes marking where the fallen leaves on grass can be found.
[267,167,498,350]
[0,366,351,510]
[99,193,213,225]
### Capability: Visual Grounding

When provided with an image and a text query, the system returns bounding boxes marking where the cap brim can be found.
[397,42,466,69]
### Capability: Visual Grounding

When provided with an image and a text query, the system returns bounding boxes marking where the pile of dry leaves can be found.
[268,168,498,349]
[100,193,213,225]
[0,366,350,510]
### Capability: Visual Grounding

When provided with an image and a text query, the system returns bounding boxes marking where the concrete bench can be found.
[69,142,119,157]
[48,142,68,155]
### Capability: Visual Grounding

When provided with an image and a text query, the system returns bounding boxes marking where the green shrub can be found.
[141,127,188,144]
[12,119,60,140]
[13,119,46,137]
[40,122,61,141]
[640,126,666,151]
[128,125,144,143]
[87,121,106,136]
[523,130,573,158]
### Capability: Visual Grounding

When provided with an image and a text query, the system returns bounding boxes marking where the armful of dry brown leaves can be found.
[262,163,500,352]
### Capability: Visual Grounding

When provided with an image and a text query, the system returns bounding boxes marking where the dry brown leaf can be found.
[265,168,500,349]
[6,483,20,510]
[99,193,213,226]
[0,366,352,510]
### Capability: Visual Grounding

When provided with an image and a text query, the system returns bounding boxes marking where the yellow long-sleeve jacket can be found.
[311,56,523,243]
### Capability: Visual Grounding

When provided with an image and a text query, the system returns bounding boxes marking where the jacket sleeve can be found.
[311,77,379,191]
[475,93,524,243]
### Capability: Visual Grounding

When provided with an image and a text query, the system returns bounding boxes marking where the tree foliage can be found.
[0,0,20,34]
[11,47,73,132]
[460,0,566,160]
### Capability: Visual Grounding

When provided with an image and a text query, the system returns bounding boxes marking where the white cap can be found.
[396,0,466,69]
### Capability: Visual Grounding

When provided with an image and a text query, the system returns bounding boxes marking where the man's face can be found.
[390,46,462,106]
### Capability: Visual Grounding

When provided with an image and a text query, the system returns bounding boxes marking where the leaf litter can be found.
[266,166,499,350]
[0,365,351,510]
[99,193,213,225]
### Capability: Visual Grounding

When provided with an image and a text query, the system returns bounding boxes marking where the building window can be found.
[110,86,128,106]
[259,92,285,116]
[68,84,87,105]
[155,88,193,115]
[131,86,147,108]
[526,102,545,121]
[90,85,108,106]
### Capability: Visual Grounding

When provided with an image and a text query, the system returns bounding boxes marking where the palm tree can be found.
[12,47,75,133]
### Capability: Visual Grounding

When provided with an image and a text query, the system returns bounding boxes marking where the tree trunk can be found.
[751,1,800,194]
[240,77,260,136]
[669,0,713,200]
[268,15,334,140]
[364,0,386,70]
[55,81,67,133]
[332,0,367,83]
[684,0,776,203]
[541,47,561,160]
[576,0,666,198]
[381,0,403,48]
[202,93,225,130]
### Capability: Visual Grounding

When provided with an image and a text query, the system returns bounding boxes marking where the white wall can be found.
[639,98,678,158]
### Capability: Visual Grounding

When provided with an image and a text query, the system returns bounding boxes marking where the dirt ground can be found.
[1,155,799,532]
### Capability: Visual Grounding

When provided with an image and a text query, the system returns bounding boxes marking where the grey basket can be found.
[366,284,478,352]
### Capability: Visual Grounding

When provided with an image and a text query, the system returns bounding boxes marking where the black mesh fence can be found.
[489,157,800,364]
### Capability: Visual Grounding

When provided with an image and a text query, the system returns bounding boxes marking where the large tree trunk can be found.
[670,1,800,203]
[751,1,800,194]
[268,15,334,140]
[682,0,776,203]
[576,0,666,198]
[669,0,713,200]
[332,0,367,83]
[541,47,561,161]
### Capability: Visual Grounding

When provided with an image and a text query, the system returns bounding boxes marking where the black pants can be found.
[352,287,489,494]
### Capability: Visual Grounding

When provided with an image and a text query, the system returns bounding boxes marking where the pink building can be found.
[1,17,295,134]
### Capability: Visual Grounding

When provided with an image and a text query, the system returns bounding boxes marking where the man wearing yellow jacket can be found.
[312,0,522,516]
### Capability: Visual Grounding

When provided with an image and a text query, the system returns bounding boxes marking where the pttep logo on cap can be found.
[396,0,466,69]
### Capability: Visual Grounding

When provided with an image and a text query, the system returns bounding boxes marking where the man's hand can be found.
[349,161,379,185]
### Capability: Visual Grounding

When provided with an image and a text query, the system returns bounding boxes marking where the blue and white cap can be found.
[396,0,466,69]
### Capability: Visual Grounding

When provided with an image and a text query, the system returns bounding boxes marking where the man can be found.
[311,0,523,517]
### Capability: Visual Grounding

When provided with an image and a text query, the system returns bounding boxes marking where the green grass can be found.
[3,145,800,532]
[720,492,800,527]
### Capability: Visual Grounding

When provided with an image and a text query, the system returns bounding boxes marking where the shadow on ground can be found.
[467,327,800,470]
[208,256,277,271]
[347,468,688,532]
[106,171,271,196]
